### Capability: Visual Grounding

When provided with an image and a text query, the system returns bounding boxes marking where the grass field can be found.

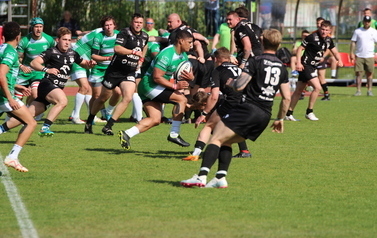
[1,86,376,238]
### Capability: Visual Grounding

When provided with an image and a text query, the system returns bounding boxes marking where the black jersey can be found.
[210,62,243,105]
[234,19,263,58]
[40,46,83,88]
[110,27,148,72]
[301,31,335,67]
[244,53,288,112]
[168,24,194,45]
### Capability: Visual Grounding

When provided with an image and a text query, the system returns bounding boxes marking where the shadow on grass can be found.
[0,140,36,146]
[147,179,182,187]
[133,150,189,159]
[85,148,131,155]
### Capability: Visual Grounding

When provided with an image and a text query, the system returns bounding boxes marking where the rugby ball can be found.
[174,60,192,81]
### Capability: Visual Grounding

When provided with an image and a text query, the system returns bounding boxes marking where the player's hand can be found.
[337,60,343,67]
[176,80,189,90]
[46,68,59,75]
[195,115,206,128]
[230,55,238,65]
[180,70,194,81]
[20,65,32,74]
[9,98,20,110]
[296,62,304,71]
[16,85,31,97]
[271,120,284,133]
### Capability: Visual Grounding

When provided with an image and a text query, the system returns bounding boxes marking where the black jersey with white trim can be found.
[40,46,83,88]
[110,27,148,72]
[234,19,263,58]
[244,53,288,112]
[301,31,335,67]
[210,62,244,105]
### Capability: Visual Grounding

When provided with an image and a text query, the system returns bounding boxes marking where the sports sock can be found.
[132,93,143,121]
[84,94,92,114]
[321,83,329,94]
[106,105,115,116]
[306,108,313,114]
[86,114,96,125]
[215,170,227,179]
[169,120,182,138]
[0,123,9,134]
[125,126,140,138]
[72,93,85,118]
[217,146,232,178]
[42,119,53,128]
[7,144,22,160]
[331,69,336,77]
[198,167,210,177]
[286,110,293,116]
[105,118,116,129]
[192,140,206,156]
[198,144,220,176]
[237,141,249,152]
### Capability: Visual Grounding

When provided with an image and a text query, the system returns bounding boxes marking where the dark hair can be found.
[364,8,372,12]
[227,11,238,17]
[57,27,71,38]
[132,13,144,20]
[301,29,310,34]
[174,30,193,44]
[3,21,20,42]
[235,6,249,18]
[100,15,117,28]
[316,17,325,22]
[320,20,332,28]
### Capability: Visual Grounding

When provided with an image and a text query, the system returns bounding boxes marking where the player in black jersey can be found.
[84,13,148,135]
[285,20,343,121]
[6,27,96,137]
[181,29,291,188]
[182,47,248,161]
[229,7,263,69]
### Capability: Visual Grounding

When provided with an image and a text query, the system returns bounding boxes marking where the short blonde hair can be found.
[262,29,282,51]
[57,27,71,38]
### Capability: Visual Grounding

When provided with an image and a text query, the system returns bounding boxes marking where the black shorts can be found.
[141,87,175,104]
[102,70,138,90]
[35,79,61,106]
[216,99,233,117]
[316,61,327,69]
[298,65,318,83]
[221,102,270,141]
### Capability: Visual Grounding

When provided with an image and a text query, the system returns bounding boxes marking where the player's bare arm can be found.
[30,56,59,75]
[226,71,252,91]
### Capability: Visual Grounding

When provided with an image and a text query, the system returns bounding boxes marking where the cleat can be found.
[354,91,361,96]
[72,117,85,124]
[4,157,28,172]
[285,115,299,121]
[102,126,114,136]
[182,155,199,161]
[118,130,131,150]
[84,124,93,134]
[38,127,54,137]
[321,96,330,101]
[167,135,190,147]
[205,177,228,188]
[232,152,252,158]
[68,116,73,121]
[93,117,107,124]
[291,70,299,78]
[367,91,374,96]
[305,112,319,121]
[180,174,206,188]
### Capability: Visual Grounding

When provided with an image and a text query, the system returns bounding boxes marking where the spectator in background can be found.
[357,8,377,29]
[350,16,377,96]
[271,0,287,34]
[56,11,83,37]
[205,0,220,37]
[259,0,272,30]
[211,22,232,52]
[143,18,159,37]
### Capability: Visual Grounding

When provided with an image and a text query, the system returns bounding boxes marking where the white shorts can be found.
[0,98,25,113]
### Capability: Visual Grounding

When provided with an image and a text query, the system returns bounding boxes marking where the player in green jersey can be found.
[16,17,55,106]
[0,22,37,172]
[118,30,195,150]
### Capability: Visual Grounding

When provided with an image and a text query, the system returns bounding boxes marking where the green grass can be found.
[1,86,377,237]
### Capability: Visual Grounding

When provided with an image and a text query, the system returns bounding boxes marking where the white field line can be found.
[0,155,39,238]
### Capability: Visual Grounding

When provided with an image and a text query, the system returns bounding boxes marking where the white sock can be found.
[8,144,22,160]
[193,148,202,156]
[125,126,140,138]
[132,93,143,121]
[331,70,337,77]
[72,93,85,118]
[106,105,115,115]
[170,120,182,138]
[84,94,92,115]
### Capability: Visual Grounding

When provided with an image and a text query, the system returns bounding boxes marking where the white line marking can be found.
[0,155,39,238]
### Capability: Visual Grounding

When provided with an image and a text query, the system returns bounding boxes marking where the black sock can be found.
[43,119,53,127]
[198,144,220,176]
[2,122,9,132]
[286,110,293,116]
[216,146,232,179]
[87,114,95,125]
[106,118,116,128]
[306,108,313,114]
[237,141,249,152]
[321,83,328,93]
[194,140,206,150]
